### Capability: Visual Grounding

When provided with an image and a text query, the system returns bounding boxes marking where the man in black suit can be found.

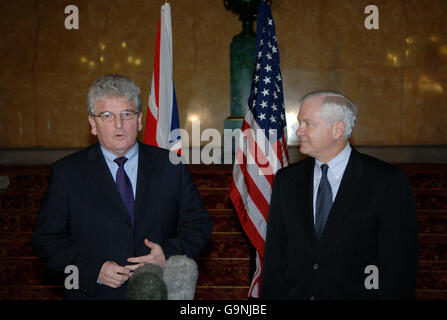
[32,74,213,299]
[261,91,418,300]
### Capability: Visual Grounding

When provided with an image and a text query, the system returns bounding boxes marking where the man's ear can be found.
[137,112,143,132]
[332,121,345,140]
[88,115,98,136]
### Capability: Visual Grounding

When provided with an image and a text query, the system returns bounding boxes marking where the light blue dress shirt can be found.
[100,143,139,198]
[312,143,352,224]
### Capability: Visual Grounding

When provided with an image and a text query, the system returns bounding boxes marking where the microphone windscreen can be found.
[126,263,167,300]
[163,255,198,300]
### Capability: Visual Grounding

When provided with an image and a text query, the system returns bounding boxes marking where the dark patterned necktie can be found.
[315,164,333,239]
[114,157,134,226]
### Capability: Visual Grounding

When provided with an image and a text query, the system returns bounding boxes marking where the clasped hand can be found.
[98,238,166,288]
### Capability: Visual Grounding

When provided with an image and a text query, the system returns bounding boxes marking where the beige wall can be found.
[0,0,446,148]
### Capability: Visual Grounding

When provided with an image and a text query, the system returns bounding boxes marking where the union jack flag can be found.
[229,0,289,298]
[144,2,181,153]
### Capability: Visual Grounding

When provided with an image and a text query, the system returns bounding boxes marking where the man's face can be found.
[88,96,142,157]
[296,97,337,161]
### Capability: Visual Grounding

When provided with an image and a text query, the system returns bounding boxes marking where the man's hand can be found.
[125,239,166,274]
[98,261,130,288]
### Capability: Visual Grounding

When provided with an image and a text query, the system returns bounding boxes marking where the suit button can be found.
[313,263,319,270]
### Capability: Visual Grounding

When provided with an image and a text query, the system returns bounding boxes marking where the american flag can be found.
[229,0,289,298]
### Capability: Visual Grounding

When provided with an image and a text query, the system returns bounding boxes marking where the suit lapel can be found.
[87,143,129,219]
[319,148,364,244]
[134,142,156,224]
[293,158,317,250]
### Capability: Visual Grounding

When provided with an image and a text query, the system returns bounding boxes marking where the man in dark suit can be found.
[32,74,213,299]
[261,91,418,300]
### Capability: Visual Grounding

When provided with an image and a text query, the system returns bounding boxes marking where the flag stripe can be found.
[248,253,263,297]
[229,178,268,254]
[238,153,270,221]
[144,74,158,146]
[242,113,278,184]
[154,17,161,115]
[156,4,174,145]
[243,147,274,203]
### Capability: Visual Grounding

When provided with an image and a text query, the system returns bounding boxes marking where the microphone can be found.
[126,263,168,300]
[125,255,198,300]
[163,255,198,300]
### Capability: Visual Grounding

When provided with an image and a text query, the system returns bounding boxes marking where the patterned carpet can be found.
[0,163,446,300]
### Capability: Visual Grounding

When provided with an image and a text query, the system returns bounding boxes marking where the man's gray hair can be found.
[299,90,358,138]
[86,74,142,115]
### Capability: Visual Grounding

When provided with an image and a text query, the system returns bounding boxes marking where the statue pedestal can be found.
[224,116,244,131]
[224,0,261,159]
[224,33,256,160]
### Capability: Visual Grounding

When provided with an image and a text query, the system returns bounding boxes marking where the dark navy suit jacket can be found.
[261,148,418,299]
[32,142,213,299]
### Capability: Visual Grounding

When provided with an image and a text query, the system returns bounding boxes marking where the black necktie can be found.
[315,164,333,239]
[114,157,134,226]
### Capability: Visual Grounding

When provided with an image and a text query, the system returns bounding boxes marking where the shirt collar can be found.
[100,143,139,165]
[315,143,352,179]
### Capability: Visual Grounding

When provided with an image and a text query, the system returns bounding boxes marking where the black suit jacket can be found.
[32,142,213,299]
[261,148,418,300]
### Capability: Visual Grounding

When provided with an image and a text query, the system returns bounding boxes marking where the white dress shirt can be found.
[312,143,352,224]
